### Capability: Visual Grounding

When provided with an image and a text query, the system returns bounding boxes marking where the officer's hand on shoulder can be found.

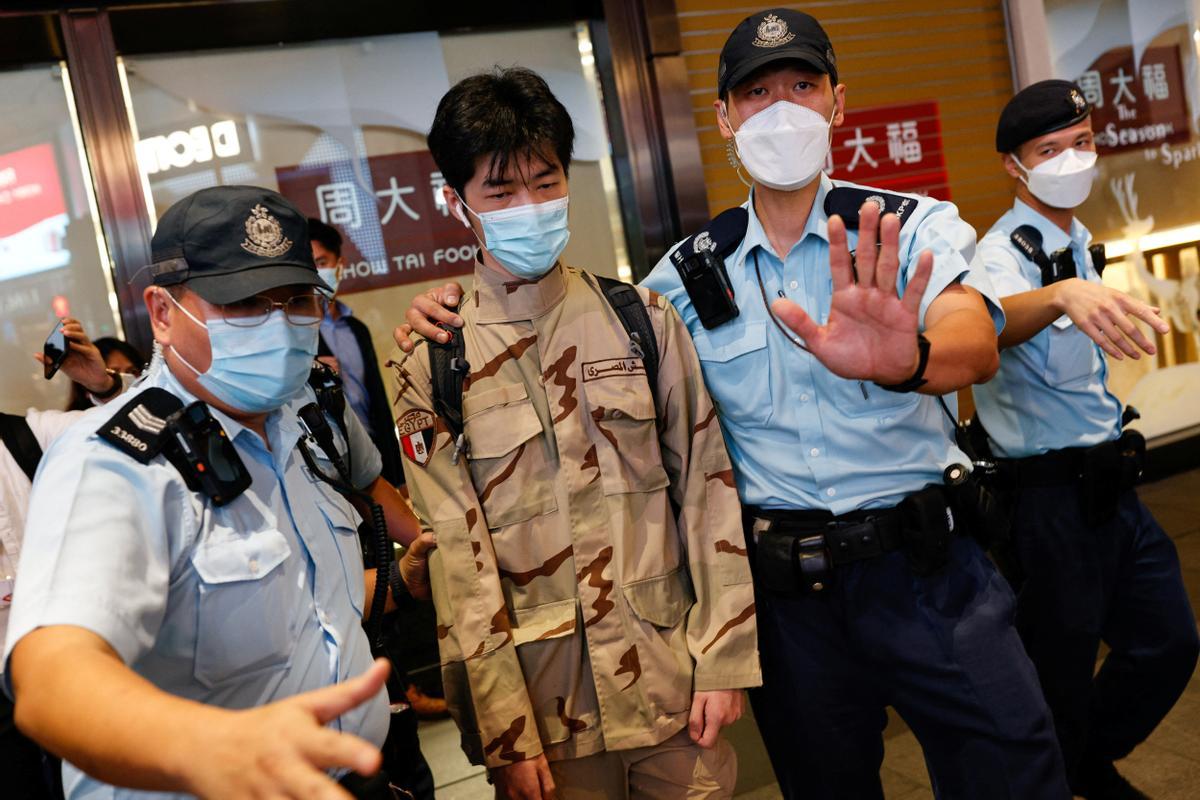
[395,282,466,353]
[1051,278,1169,359]
[491,753,557,800]
[186,659,389,800]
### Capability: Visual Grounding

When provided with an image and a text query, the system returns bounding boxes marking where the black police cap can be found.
[149,185,329,305]
[996,79,1092,153]
[718,8,837,97]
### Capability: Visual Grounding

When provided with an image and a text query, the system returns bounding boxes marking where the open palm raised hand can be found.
[771,202,933,385]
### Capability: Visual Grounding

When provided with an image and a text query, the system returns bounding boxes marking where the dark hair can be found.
[427,67,574,195]
[306,217,343,257]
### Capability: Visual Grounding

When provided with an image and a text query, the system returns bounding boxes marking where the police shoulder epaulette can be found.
[823,186,920,230]
[1009,224,1047,266]
[669,206,749,267]
[96,387,183,464]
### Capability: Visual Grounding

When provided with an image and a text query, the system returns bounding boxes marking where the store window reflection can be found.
[1041,0,1200,442]
[0,64,122,413]
[122,24,631,389]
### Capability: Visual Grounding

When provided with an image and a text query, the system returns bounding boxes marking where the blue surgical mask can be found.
[455,194,570,280]
[317,266,340,294]
[165,291,318,413]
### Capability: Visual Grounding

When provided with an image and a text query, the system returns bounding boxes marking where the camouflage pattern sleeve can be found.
[648,295,762,691]
[390,343,544,768]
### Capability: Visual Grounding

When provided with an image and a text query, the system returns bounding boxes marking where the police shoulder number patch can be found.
[397,408,436,467]
[96,387,184,463]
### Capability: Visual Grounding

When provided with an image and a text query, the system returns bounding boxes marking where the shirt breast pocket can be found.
[692,321,772,424]
[1043,319,1097,386]
[832,376,922,420]
[582,375,669,496]
[190,527,294,689]
[314,483,366,616]
[463,382,558,529]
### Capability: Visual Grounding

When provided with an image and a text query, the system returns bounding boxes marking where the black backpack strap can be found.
[595,275,660,407]
[0,413,43,482]
[427,328,470,462]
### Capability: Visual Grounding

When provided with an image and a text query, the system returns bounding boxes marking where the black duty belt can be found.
[745,506,905,566]
[997,430,1145,490]
[745,505,910,594]
[997,430,1146,526]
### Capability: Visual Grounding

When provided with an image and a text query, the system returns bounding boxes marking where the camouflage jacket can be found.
[390,263,759,768]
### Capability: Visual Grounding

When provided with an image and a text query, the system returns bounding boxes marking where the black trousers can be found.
[745,530,1070,800]
[1008,485,1199,782]
[0,692,61,800]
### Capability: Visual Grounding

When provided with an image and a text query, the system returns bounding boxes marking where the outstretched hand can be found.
[770,203,933,385]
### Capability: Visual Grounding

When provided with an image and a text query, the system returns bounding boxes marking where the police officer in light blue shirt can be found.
[3,187,397,800]
[396,10,1070,800]
[975,80,1198,800]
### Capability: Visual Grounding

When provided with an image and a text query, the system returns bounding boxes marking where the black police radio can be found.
[98,387,252,506]
[669,207,748,329]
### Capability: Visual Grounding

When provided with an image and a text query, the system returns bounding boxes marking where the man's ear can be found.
[1002,152,1024,181]
[144,286,173,342]
[832,83,847,127]
[444,184,470,229]
[714,99,735,141]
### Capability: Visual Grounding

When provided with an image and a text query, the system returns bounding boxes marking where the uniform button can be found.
[826,488,836,498]
[800,393,810,402]
[248,558,259,575]
[789,280,799,290]
[809,448,820,457]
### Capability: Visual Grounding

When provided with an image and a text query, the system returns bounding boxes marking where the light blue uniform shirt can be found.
[972,199,1122,459]
[320,301,373,435]
[3,361,389,800]
[644,175,1004,514]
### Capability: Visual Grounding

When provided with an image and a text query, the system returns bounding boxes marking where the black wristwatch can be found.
[875,334,930,393]
[90,368,123,401]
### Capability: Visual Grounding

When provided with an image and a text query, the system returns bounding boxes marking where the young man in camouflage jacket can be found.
[390,68,760,800]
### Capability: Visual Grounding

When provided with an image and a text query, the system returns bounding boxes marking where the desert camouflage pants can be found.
[544,729,737,800]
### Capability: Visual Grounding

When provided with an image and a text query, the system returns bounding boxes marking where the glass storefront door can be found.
[122,23,631,387]
[0,62,124,413]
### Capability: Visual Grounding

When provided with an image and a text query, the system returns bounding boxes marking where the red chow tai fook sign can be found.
[276,149,478,294]
[1075,45,1190,155]
[825,100,950,200]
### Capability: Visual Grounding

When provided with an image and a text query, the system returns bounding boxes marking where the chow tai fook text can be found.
[276,149,479,294]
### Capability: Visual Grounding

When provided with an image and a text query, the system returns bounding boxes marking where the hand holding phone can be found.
[43,320,70,380]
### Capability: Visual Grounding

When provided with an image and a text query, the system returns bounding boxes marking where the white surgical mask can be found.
[730,101,834,191]
[1014,148,1097,209]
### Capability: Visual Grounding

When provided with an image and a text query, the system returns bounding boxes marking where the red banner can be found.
[1077,45,1189,155]
[276,150,478,294]
[0,143,66,239]
[826,100,950,200]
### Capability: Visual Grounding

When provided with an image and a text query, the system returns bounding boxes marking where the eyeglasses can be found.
[218,292,329,327]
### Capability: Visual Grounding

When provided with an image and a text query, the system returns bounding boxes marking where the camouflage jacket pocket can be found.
[582,376,669,496]
[622,566,695,629]
[463,382,558,528]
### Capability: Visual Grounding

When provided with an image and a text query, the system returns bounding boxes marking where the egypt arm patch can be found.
[397,409,436,467]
